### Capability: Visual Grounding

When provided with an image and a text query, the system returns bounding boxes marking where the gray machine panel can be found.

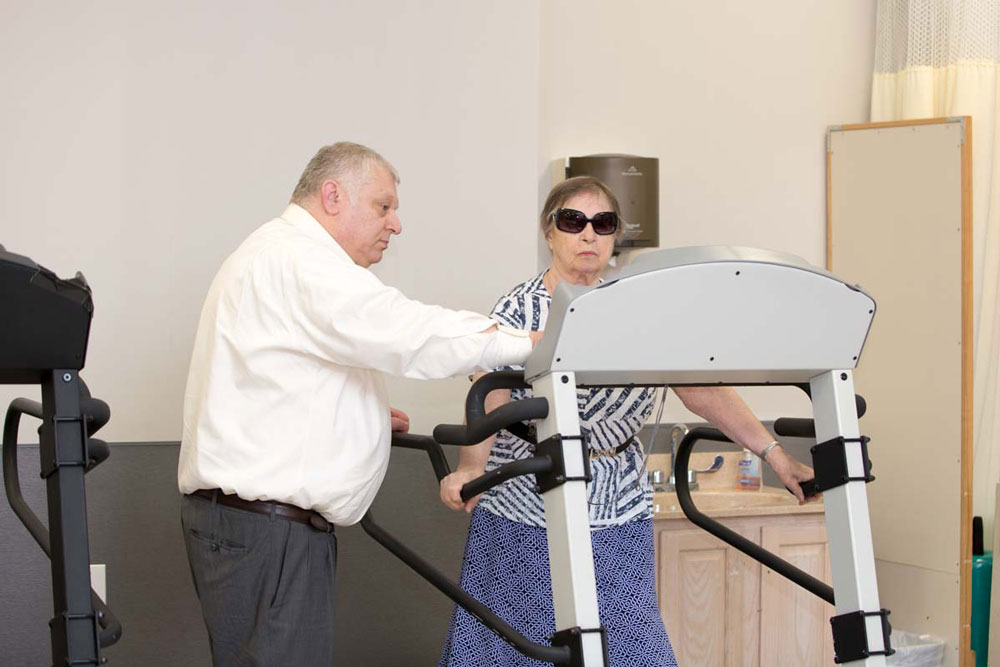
[525,246,875,385]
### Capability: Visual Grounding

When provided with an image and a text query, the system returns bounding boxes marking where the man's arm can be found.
[288,252,533,379]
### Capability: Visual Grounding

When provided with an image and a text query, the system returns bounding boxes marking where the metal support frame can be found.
[811,370,890,666]
[532,371,608,667]
[39,369,103,666]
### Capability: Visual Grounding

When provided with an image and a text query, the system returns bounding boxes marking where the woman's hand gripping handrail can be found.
[430,370,551,502]
[673,427,835,605]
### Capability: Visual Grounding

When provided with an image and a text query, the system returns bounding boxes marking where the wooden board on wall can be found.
[827,117,972,667]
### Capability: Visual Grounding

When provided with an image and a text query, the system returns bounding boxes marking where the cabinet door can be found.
[659,527,760,667]
[760,524,835,666]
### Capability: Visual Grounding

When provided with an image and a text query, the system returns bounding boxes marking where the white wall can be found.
[0,1,540,439]
[1,1,876,440]
[539,0,877,421]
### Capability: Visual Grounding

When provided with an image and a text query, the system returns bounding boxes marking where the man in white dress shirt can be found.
[178,142,535,666]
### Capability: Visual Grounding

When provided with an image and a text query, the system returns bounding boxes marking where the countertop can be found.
[652,488,825,520]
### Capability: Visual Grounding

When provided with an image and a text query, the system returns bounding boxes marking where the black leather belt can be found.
[590,435,637,459]
[615,434,636,455]
[191,488,334,533]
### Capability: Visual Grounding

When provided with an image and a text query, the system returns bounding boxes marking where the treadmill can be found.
[364,246,892,666]
[0,245,122,666]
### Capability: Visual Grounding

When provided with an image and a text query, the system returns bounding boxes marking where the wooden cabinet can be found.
[760,524,835,666]
[656,512,833,666]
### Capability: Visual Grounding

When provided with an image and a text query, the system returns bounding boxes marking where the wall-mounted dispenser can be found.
[566,154,659,249]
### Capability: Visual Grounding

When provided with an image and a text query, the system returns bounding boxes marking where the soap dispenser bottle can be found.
[735,449,761,491]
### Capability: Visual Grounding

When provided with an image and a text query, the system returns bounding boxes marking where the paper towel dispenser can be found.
[566,154,658,248]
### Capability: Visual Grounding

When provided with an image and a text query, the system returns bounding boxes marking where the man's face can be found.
[337,166,401,267]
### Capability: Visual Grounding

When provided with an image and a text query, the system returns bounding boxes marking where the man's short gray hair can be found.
[290,142,400,204]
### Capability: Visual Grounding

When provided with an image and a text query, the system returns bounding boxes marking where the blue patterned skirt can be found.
[439,507,677,666]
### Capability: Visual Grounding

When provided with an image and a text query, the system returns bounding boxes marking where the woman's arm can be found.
[672,386,815,503]
[439,371,511,513]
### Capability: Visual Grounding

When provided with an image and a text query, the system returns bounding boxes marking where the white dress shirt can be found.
[178,204,531,525]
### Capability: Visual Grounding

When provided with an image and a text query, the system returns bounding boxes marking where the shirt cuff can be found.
[483,323,531,369]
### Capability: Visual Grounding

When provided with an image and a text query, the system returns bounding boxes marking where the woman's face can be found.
[546,191,617,283]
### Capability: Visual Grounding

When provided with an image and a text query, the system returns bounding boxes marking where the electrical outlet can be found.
[90,564,106,603]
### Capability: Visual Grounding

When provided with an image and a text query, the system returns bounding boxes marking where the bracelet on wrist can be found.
[759,440,781,463]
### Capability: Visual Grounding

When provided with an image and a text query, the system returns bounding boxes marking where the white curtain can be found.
[872,0,1000,541]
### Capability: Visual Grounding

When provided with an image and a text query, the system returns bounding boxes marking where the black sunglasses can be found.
[552,208,619,235]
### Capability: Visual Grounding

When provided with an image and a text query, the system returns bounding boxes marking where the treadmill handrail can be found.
[360,510,570,663]
[365,432,572,664]
[673,426,835,605]
[2,400,123,647]
[433,370,545,445]
[389,433,452,481]
[434,397,548,445]
[459,456,552,503]
[773,385,867,439]
[388,433,553,512]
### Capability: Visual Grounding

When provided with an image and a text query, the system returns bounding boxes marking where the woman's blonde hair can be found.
[540,176,624,241]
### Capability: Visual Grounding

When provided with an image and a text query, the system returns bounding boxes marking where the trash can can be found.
[972,550,992,666]
[886,630,944,667]
[971,516,992,667]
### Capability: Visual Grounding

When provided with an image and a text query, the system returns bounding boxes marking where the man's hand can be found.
[390,407,410,433]
[767,445,818,504]
[482,322,543,348]
[440,468,485,513]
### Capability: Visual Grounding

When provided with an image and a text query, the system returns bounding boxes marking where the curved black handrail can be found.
[673,427,835,605]
[434,371,547,445]
[388,432,552,508]
[460,457,552,502]
[360,509,570,664]
[464,370,530,421]
[2,399,123,647]
[389,433,452,481]
[434,398,549,446]
[359,431,570,664]
[774,387,867,439]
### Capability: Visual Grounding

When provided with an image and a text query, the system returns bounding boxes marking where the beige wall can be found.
[539,0,877,421]
[1,1,876,439]
[0,1,541,439]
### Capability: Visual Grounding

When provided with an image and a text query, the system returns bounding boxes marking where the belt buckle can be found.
[309,513,332,533]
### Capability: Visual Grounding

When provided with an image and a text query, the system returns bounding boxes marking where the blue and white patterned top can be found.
[477,272,656,529]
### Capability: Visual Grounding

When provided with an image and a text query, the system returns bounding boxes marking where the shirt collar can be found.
[279,203,354,264]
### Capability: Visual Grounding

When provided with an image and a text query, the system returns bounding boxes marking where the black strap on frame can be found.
[551,626,609,667]
[810,435,875,493]
[534,434,591,494]
[831,608,894,663]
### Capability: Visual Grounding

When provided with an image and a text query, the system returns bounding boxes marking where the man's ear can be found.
[320,179,345,216]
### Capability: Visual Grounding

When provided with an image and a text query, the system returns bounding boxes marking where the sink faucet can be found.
[664,423,692,492]
[660,423,724,492]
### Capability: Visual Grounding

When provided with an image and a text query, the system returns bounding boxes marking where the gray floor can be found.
[0,425,812,666]
[0,442,472,666]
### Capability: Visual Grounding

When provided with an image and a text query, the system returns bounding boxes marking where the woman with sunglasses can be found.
[438,176,814,667]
